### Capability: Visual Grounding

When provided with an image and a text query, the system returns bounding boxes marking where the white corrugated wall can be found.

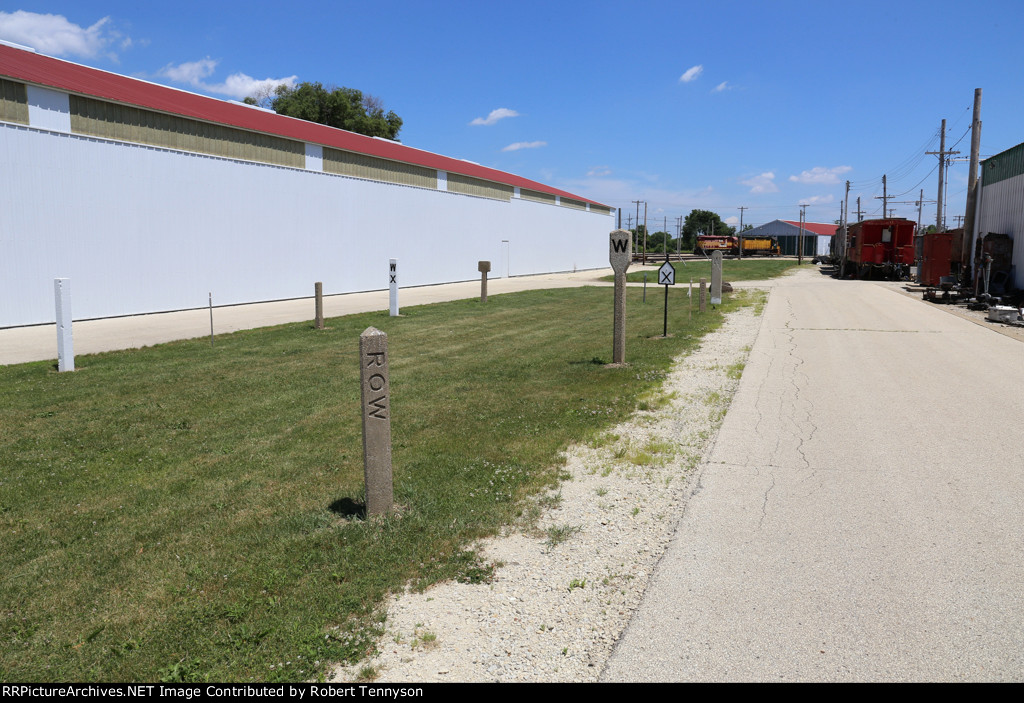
[974,171,1024,291]
[0,123,611,327]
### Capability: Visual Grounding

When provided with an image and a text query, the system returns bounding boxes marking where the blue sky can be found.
[3,1,1022,231]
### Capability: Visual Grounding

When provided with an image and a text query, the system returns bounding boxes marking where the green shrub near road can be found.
[0,286,759,682]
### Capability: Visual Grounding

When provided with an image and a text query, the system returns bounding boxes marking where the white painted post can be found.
[389,259,399,317]
[54,278,74,372]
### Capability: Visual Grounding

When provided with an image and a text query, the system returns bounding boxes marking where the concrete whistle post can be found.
[711,250,723,305]
[699,278,707,313]
[609,229,632,364]
[359,327,394,516]
[315,281,324,330]
[54,278,74,372]
[478,261,491,303]
[389,259,399,317]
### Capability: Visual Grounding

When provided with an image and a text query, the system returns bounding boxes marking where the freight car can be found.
[739,236,780,256]
[840,218,916,279]
[695,235,738,256]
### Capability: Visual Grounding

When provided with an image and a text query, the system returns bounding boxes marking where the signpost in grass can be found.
[711,250,723,306]
[658,260,675,337]
[389,259,399,317]
[360,327,393,516]
[479,261,491,303]
[315,281,324,330]
[609,230,632,364]
[54,278,74,372]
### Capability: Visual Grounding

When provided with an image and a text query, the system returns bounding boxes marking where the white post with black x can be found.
[389,258,399,317]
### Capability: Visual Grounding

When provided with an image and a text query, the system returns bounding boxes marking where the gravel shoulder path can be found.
[329,294,767,683]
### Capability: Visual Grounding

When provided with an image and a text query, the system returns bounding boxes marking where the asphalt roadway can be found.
[603,266,1024,682]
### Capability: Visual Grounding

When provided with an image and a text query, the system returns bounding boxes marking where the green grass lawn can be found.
[0,286,761,682]
[602,258,802,284]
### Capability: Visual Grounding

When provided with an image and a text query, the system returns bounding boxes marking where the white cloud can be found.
[679,65,703,83]
[724,216,740,226]
[502,141,546,152]
[712,81,730,92]
[0,10,130,59]
[470,108,519,126]
[741,172,779,194]
[789,165,852,185]
[799,194,835,205]
[159,58,217,84]
[158,58,298,100]
[587,166,612,177]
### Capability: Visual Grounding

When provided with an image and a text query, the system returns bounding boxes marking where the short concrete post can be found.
[54,278,74,372]
[389,259,399,317]
[478,261,491,303]
[609,230,632,364]
[360,327,393,516]
[699,278,707,313]
[315,281,324,330]
[711,250,723,305]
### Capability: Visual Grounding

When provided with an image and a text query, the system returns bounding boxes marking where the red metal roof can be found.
[0,43,609,208]
[781,220,837,236]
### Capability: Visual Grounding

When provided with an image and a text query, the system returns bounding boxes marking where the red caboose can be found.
[842,218,916,279]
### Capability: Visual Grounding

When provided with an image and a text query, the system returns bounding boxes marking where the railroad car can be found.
[695,235,738,256]
[841,218,916,279]
[740,236,780,256]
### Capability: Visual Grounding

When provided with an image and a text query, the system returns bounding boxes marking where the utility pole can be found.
[962,88,982,279]
[917,189,924,231]
[841,180,850,262]
[874,174,889,219]
[631,200,642,253]
[643,202,648,265]
[926,119,960,231]
[738,206,747,258]
[857,197,862,222]
[798,204,807,264]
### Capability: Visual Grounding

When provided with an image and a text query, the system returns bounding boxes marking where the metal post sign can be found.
[658,262,676,285]
[658,261,675,337]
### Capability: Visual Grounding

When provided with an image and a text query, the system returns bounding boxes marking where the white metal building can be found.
[0,42,613,328]
[973,141,1023,290]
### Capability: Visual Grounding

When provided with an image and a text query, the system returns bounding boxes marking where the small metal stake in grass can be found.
[689,278,693,321]
[315,281,324,330]
[360,327,393,516]
[643,272,647,303]
[609,230,632,364]
[478,260,491,303]
[208,292,214,348]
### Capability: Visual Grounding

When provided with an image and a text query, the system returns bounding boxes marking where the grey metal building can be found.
[740,219,835,257]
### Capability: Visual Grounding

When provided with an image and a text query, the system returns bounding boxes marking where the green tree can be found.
[681,209,735,251]
[646,231,672,253]
[246,82,403,141]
